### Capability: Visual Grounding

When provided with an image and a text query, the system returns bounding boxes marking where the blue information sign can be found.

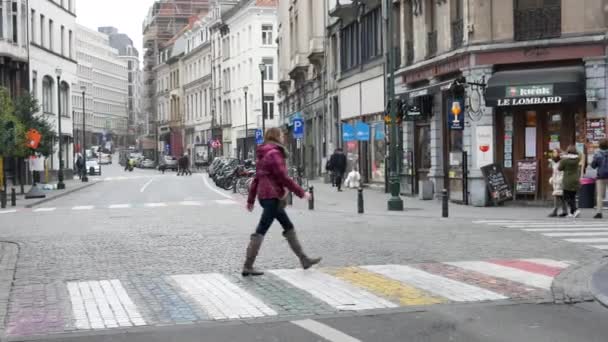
[293,117,304,139]
[255,129,264,145]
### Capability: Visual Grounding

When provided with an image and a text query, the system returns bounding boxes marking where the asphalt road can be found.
[0,156,607,341]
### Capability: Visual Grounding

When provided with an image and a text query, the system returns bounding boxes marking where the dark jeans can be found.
[335,173,344,190]
[563,190,578,214]
[256,199,295,236]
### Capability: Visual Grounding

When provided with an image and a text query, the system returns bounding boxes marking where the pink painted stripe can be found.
[490,260,563,277]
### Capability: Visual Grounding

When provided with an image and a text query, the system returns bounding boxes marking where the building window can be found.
[514,0,561,41]
[263,95,274,120]
[262,24,273,45]
[30,9,36,43]
[61,25,65,55]
[60,82,69,117]
[340,22,360,71]
[0,2,3,39]
[10,1,17,43]
[262,57,273,80]
[42,76,53,114]
[361,8,382,62]
[32,71,37,99]
[39,14,44,46]
[49,19,54,50]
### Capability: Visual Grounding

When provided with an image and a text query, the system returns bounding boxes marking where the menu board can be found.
[481,164,513,203]
[515,160,538,195]
[586,118,606,144]
[504,114,513,168]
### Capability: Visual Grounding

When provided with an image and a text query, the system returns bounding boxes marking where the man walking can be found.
[329,148,347,191]
[178,153,192,176]
[592,138,608,218]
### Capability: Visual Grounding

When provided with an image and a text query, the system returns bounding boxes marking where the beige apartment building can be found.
[390,0,608,206]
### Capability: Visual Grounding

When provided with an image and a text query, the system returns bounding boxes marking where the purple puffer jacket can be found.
[247,143,305,205]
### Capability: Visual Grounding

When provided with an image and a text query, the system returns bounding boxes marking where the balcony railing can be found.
[427,31,437,58]
[406,41,414,66]
[514,6,561,41]
[452,19,464,49]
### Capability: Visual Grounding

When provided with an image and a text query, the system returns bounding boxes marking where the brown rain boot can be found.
[242,234,265,276]
[283,229,322,269]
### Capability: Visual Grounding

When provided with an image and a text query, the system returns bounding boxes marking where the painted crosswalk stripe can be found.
[67,280,146,330]
[215,199,237,205]
[506,223,608,228]
[171,273,277,319]
[179,201,203,206]
[72,206,94,210]
[363,265,507,302]
[0,209,17,214]
[542,232,608,237]
[33,208,56,212]
[474,220,547,225]
[444,261,555,290]
[108,204,131,209]
[292,319,362,342]
[521,259,572,269]
[144,203,167,208]
[325,267,444,306]
[270,269,398,311]
[591,245,608,250]
[489,260,563,277]
[564,237,608,243]
[524,227,608,232]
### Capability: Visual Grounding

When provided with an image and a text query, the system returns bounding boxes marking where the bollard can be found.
[0,191,6,209]
[287,191,293,206]
[233,178,238,194]
[442,188,449,218]
[308,186,314,210]
[357,187,364,214]
[10,188,16,207]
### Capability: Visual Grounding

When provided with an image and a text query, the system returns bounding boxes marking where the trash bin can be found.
[578,177,596,209]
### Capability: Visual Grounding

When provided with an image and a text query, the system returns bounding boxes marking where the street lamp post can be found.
[258,63,266,133]
[244,86,249,160]
[56,68,65,190]
[81,86,88,182]
[384,0,403,211]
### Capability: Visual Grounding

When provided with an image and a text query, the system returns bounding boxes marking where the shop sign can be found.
[355,121,370,141]
[506,85,553,98]
[476,126,494,169]
[374,123,385,140]
[342,123,356,142]
[481,164,513,203]
[404,105,422,121]
[255,129,264,145]
[448,99,465,130]
[497,96,563,106]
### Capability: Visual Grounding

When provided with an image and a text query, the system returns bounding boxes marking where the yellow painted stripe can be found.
[325,267,446,306]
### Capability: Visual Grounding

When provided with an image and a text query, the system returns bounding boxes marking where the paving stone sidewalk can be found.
[0,242,19,341]
[2,179,99,210]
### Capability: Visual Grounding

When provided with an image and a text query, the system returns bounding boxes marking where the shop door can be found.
[540,109,575,200]
[415,121,431,188]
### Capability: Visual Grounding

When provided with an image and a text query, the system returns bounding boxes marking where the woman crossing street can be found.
[243,128,321,276]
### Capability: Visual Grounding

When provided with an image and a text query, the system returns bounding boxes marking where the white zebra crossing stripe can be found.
[363,265,507,302]
[524,228,608,232]
[292,319,363,342]
[179,201,203,206]
[215,199,237,205]
[542,232,608,237]
[473,220,546,225]
[33,208,56,212]
[444,261,554,290]
[564,238,608,243]
[144,203,167,208]
[0,209,17,214]
[108,204,131,209]
[504,223,608,228]
[67,280,145,330]
[72,206,94,210]
[521,259,572,269]
[172,273,277,319]
[270,269,398,311]
[591,245,608,250]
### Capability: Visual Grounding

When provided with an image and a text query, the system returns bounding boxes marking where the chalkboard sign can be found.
[515,160,538,195]
[481,163,513,203]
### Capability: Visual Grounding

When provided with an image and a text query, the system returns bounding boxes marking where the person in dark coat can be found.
[243,127,321,276]
[329,148,347,191]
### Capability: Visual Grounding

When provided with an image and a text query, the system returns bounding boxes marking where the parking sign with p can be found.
[293,117,304,139]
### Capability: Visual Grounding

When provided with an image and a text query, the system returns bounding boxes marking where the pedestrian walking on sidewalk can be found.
[329,148,347,191]
[559,145,582,218]
[548,148,567,217]
[591,138,608,219]
[243,127,322,276]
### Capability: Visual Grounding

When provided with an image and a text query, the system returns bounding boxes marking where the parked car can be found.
[158,155,178,171]
[86,159,101,175]
[99,153,112,165]
[139,159,156,169]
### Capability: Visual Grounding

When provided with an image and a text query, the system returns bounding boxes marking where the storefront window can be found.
[371,122,386,182]
[525,111,537,158]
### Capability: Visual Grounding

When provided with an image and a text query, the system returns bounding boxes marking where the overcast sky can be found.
[76,0,157,59]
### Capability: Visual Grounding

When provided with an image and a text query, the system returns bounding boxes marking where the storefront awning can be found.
[484,66,585,107]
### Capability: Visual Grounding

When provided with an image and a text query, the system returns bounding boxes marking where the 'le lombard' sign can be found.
[497,84,562,106]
